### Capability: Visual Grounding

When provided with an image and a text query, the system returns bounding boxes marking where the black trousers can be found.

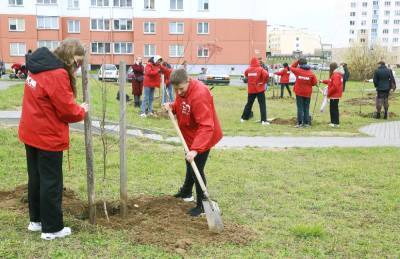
[25,145,64,233]
[330,99,340,125]
[280,83,292,97]
[241,92,267,122]
[296,96,311,125]
[180,150,210,207]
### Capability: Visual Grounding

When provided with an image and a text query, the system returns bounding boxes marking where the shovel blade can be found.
[202,199,224,233]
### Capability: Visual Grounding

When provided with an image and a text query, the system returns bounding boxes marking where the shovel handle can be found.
[167,108,210,198]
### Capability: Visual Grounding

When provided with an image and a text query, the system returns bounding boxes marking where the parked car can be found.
[126,66,134,82]
[98,64,118,81]
[198,69,230,85]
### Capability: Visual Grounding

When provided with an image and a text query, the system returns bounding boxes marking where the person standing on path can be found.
[131,57,144,107]
[290,58,318,127]
[18,39,88,240]
[274,63,292,98]
[373,61,396,119]
[165,69,223,217]
[321,63,344,128]
[342,63,350,92]
[240,57,270,125]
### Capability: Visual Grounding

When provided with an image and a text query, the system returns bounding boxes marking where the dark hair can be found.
[378,61,386,66]
[329,62,338,78]
[283,63,290,71]
[170,69,188,86]
[298,58,307,65]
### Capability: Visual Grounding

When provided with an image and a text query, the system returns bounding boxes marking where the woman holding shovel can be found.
[164,69,223,217]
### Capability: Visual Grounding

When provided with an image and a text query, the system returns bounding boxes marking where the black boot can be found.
[376,112,381,119]
[384,110,388,120]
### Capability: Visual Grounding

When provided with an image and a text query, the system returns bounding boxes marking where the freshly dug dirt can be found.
[357,112,398,119]
[0,185,255,252]
[345,92,398,106]
[270,117,297,125]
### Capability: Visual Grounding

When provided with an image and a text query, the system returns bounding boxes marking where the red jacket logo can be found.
[181,102,191,115]
[26,76,37,89]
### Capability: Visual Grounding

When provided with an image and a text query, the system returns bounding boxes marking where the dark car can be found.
[0,60,5,76]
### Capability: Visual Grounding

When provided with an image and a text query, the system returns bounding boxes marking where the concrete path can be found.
[0,80,21,90]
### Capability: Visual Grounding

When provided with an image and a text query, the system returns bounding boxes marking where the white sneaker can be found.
[28,222,42,232]
[240,119,245,123]
[139,113,147,118]
[148,112,154,116]
[183,196,195,202]
[261,121,270,126]
[41,227,72,241]
[329,123,335,127]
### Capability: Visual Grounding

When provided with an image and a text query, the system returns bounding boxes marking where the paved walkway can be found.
[0,80,21,90]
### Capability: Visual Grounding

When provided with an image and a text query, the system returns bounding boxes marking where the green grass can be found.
[1,79,399,137]
[0,127,400,257]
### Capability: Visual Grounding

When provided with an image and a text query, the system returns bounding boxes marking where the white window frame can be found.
[114,42,133,54]
[37,16,59,30]
[67,20,80,33]
[197,22,209,34]
[91,19,111,31]
[197,46,209,58]
[143,21,156,34]
[37,40,59,51]
[394,28,400,34]
[384,1,391,6]
[8,0,23,6]
[395,10,400,16]
[68,0,79,9]
[170,0,183,10]
[113,0,132,7]
[91,42,111,54]
[91,0,110,7]
[169,44,184,58]
[198,0,209,11]
[10,43,26,56]
[144,44,156,57]
[37,0,57,4]
[113,19,133,31]
[169,22,184,34]
[395,20,400,24]
[144,0,155,9]
[9,18,25,32]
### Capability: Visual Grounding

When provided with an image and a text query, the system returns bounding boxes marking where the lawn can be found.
[0,127,399,258]
[0,78,399,137]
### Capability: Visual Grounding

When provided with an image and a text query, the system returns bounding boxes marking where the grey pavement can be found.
[0,79,21,90]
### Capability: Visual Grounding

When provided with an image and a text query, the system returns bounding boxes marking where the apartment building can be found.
[0,0,267,72]
[346,0,400,64]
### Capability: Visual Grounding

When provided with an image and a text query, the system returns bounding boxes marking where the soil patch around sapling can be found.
[270,117,298,125]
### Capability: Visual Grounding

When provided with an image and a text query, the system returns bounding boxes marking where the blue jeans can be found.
[141,87,155,114]
[162,83,174,104]
[296,95,311,125]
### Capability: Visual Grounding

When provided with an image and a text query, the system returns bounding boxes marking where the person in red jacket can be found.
[161,61,174,104]
[240,57,270,125]
[321,62,344,127]
[274,63,292,98]
[165,69,223,217]
[141,55,165,117]
[291,58,318,127]
[18,39,88,240]
[131,56,144,107]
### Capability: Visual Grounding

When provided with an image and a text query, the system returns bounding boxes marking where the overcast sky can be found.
[263,0,348,48]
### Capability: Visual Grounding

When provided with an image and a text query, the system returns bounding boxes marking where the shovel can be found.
[166,106,224,233]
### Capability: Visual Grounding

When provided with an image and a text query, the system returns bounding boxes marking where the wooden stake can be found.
[119,61,128,218]
[82,49,96,224]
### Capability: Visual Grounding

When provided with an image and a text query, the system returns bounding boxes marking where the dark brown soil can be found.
[345,92,398,106]
[0,185,255,252]
[357,112,398,118]
[270,117,298,125]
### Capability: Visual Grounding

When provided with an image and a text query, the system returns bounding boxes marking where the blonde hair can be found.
[53,38,85,97]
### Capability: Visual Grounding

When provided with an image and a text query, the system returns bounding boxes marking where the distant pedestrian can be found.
[373,61,396,119]
[342,63,350,92]
[131,57,144,107]
[274,63,292,98]
[161,61,174,104]
[25,49,33,71]
[321,63,344,127]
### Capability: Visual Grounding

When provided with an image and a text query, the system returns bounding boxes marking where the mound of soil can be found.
[345,92,398,106]
[271,117,297,125]
[357,112,398,118]
[0,185,255,252]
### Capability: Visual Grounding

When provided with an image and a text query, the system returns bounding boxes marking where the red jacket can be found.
[274,68,290,84]
[244,57,269,94]
[143,62,169,88]
[19,69,85,151]
[291,61,318,97]
[322,69,344,99]
[172,79,223,153]
[162,65,173,86]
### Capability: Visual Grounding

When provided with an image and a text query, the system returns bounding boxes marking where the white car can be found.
[98,64,119,81]
[197,69,230,85]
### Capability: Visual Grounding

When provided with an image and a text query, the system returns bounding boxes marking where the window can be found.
[113,0,132,7]
[395,10,400,16]
[394,38,399,43]
[9,18,25,31]
[197,22,209,34]
[360,29,367,34]
[385,10,390,16]
[395,20,400,24]
[384,1,391,6]
[144,0,155,9]
[144,44,156,57]
[198,0,209,11]
[360,38,366,43]
[68,0,79,8]
[372,19,377,24]
[350,29,355,34]
[374,10,378,15]
[197,46,209,57]
[372,28,377,33]
[91,19,110,30]
[114,19,132,30]
[169,22,184,34]
[170,0,183,10]
[37,16,59,29]
[351,2,356,8]
[362,2,367,7]
[91,42,111,54]
[114,42,133,54]
[383,29,389,34]
[382,37,389,43]
[362,11,367,16]
[38,40,59,50]
[361,20,367,26]
[143,22,155,33]
[91,0,110,7]
[169,44,184,57]
[394,28,400,34]
[67,20,80,33]
[9,0,23,6]
[349,38,354,43]
[10,43,26,56]
[373,1,378,6]
[350,12,356,17]
[350,21,355,26]
[397,1,400,6]
[384,19,389,24]
[37,0,57,4]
